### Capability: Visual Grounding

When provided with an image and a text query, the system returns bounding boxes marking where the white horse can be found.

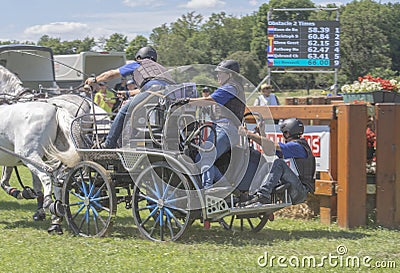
[0,100,80,227]
[0,66,80,232]
[0,66,110,233]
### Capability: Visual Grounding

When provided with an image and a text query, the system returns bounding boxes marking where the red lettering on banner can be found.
[264,133,321,157]
[302,135,321,157]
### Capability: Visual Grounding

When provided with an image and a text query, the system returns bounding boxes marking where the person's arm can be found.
[188,95,216,106]
[85,69,121,85]
[239,127,279,156]
[128,89,140,97]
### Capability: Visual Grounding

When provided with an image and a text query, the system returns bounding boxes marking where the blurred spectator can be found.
[114,77,128,91]
[94,82,115,113]
[202,87,211,97]
[253,84,280,106]
[126,79,137,92]
[201,87,212,120]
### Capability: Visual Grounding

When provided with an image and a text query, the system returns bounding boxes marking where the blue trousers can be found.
[196,122,239,188]
[104,91,151,148]
[258,158,309,205]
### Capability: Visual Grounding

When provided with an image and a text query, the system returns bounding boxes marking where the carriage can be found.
[61,65,293,241]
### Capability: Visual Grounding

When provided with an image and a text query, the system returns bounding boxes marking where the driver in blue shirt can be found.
[85,46,174,148]
[186,60,246,188]
[241,118,316,206]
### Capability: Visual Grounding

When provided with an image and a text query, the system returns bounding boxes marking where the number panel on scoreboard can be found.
[267,20,340,68]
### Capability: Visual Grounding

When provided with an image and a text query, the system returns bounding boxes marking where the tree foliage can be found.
[340,0,391,81]
[104,33,128,52]
[125,35,148,60]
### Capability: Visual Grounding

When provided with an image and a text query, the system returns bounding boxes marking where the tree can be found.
[37,35,66,54]
[149,13,206,65]
[0,40,34,45]
[381,3,400,72]
[201,12,254,64]
[251,3,270,66]
[104,33,128,52]
[228,51,261,85]
[126,35,148,60]
[74,37,96,53]
[340,0,391,81]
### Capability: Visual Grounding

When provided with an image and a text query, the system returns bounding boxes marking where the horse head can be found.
[0,65,26,100]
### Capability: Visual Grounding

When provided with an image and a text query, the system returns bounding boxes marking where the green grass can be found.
[0,168,399,272]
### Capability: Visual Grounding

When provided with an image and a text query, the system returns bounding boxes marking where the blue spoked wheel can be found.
[62,161,117,237]
[132,161,193,242]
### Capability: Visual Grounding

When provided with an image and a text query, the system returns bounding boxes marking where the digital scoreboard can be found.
[267,20,340,68]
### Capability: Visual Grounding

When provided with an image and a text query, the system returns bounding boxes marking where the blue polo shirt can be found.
[210,84,237,105]
[277,141,307,159]
[119,62,140,77]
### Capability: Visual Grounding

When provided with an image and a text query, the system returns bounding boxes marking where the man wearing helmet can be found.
[185,59,246,188]
[241,118,316,206]
[85,46,174,148]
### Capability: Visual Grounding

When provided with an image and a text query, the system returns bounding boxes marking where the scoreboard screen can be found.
[267,20,340,68]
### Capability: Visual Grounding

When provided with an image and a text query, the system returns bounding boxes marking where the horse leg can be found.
[0,166,23,199]
[24,163,53,209]
[48,186,63,235]
[32,173,46,221]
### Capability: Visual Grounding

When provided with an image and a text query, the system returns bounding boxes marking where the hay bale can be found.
[275,194,320,220]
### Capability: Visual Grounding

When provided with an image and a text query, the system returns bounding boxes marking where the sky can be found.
[0,0,396,43]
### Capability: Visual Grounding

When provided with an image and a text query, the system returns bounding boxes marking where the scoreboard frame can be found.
[267,20,340,68]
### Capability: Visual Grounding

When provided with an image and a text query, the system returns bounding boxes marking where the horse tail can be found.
[45,107,80,168]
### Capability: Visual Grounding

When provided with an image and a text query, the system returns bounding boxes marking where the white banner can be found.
[255,125,330,172]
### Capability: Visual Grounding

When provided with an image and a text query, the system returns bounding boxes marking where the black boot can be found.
[244,193,272,206]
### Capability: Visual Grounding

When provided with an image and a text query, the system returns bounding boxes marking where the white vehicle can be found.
[54,51,126,89]
[0,44,58,90]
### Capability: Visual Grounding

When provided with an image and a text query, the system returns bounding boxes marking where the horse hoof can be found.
[9,188,23,199]
[47,224,63,235]
[33,209,46,221]
[22,187,37,199]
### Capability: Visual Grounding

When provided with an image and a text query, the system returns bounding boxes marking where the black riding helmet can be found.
[280,118,304,139]
[215,59,240,74]
[135,46,157,62]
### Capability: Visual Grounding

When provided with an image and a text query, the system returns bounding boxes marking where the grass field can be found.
[0,170,399,272]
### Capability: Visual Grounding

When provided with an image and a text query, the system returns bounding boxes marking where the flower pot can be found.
[395,93,400,103]
[383,91,396,102]
[342,91,384,104]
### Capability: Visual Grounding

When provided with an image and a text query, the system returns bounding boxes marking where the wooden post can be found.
[316,118,338,224]
[375,104,400,227]
[336,104,367,228]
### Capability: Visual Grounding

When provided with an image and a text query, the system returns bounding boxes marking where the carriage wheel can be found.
[62,161,117,237]
[220,212,269,232]
[132,161,192,242]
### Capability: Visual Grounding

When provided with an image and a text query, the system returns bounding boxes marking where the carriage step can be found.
[229,202,290,216]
